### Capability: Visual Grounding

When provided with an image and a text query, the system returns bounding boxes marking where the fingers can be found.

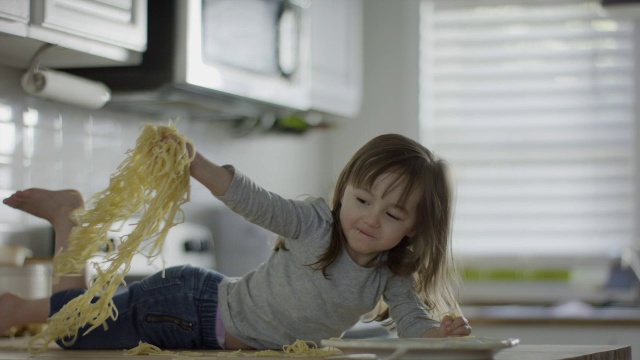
[162,134,195,158]
[447,323,472,336]
[440,315,454,329]
[440,316,472,337]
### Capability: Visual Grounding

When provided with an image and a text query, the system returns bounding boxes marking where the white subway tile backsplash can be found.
[0,203,22,223]
[31,128,61,160]
[24,158,63,190]
[0,164,12,188]
[0,122,16,156]
[89,116,121,137]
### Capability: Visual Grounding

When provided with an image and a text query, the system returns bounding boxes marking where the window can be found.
[420,0,637,259]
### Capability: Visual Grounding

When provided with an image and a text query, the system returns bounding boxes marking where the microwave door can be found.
[180,0,311,111]
[202,0,280,75]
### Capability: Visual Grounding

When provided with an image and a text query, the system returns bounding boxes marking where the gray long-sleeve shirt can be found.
[216,167,439,349]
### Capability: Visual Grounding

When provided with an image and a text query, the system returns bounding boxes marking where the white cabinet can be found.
[31,0,146,53]
[0,0,146,69]
[310,0,363,118]
[0,1,29,36]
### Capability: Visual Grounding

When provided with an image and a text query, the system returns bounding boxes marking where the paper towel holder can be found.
[21,44,112,110]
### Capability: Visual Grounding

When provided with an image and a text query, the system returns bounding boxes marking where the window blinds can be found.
[420,0,636,257]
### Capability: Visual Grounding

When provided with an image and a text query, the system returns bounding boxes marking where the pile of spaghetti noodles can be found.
[28,121,194,354]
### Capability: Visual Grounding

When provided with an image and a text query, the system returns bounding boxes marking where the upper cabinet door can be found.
[31,0,147,51]
[0,1,29,36]
[310,0,362,118]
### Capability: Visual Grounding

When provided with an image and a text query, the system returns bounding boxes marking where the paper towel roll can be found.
[21,69,111,110]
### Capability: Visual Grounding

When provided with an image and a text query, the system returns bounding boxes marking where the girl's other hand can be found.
[437,314,472,337]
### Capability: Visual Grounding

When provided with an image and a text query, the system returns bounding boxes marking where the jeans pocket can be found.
[144,312,194,332]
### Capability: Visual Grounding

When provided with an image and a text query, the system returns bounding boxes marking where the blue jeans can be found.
[50,265,225,350]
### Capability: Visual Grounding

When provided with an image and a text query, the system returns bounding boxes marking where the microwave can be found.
[68,0,312,119]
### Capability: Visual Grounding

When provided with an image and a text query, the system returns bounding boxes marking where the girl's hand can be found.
[163,133,195,158]
[437,314,472,337]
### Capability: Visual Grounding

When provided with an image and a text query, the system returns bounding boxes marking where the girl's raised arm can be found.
[189,151,233,197]
[163,135,233,196]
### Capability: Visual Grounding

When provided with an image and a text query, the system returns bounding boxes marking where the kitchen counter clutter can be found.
[0,336,631,360]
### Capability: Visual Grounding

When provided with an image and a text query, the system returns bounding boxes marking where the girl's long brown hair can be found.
[313,134,461,322]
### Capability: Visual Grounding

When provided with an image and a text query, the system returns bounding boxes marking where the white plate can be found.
[321,337,520,360]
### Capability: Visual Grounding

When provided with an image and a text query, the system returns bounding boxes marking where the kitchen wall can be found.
[325,0,421,195]
[0,0,421,274]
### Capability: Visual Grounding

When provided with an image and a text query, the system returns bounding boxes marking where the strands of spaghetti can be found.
[124,342,204,357]
[28,122,194,354]
[125,341,173,356]
[282,340,336,357]
[255,350,283,357]
[213,349,283,357]
[210,341,336,358]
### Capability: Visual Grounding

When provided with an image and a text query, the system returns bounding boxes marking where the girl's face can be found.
[339,173,419,267]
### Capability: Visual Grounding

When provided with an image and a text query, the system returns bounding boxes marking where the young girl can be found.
[0,133,471,350]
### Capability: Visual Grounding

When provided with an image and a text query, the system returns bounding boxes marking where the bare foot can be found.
[4,189,88,294]
[0,293,49,336]
[3,188,83,227]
